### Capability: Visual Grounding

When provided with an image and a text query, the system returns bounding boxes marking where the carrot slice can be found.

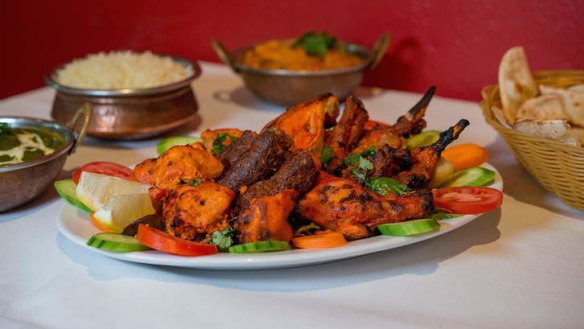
[89,214,116,233]
[292,232,347,249]
[441,143,489,170]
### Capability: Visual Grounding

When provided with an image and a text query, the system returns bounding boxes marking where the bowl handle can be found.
[367,32,392,70]
[67,103,92,155]
[212,39,240,74]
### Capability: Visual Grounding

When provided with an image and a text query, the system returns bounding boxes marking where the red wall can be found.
[1,0,583,101]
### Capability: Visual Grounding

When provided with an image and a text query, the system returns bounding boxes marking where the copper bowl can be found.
[0,105,90,212]
[212,33,391,105]
[44,57,201,140]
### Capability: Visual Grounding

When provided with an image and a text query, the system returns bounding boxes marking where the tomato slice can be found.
[433,186,503,214]
[292,232,347,249]
[135,224,218,256]
[72,161,133,184]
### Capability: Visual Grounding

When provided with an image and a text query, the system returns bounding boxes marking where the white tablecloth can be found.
[1,62,582,329]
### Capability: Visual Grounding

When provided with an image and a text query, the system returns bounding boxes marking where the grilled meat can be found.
[236,151,318,211]
[150,182,235,241]
[236,189,298,243]
[218,129,292,190]
[296,177,434,240]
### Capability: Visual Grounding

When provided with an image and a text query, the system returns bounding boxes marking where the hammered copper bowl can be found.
[44,57,201,140]
[212,33,391,105]
[0,110,88,212]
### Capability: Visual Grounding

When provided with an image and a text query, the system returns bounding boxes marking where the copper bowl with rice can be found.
[45,51,201,140]
[212,32,391,105]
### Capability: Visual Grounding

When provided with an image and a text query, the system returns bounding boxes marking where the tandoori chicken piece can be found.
[350,86,435,155]
[236,189,298,243]
[130,157,157,184]
[296,177,434,240]
[262,93,339,161]
[392,119,469,188]
[325,95,370,173]
[150,182,235,241]
[132,145,224,189]
[201,128,244,154]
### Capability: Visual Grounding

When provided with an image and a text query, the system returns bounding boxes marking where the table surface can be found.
[1,62,583,329]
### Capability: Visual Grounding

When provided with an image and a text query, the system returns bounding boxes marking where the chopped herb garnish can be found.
[0,123,11,136]
[209,227,234,250]
[365,177,411,196]
[320,146,333,168]
[184,178,202,187]
[344,146,375,166]
[293,31,338,57]
[212,133,239,155]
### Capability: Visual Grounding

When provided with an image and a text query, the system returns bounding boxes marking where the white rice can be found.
[55,51,193,89]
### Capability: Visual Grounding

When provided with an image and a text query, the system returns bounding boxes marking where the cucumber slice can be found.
[441,167,495,187]
[378,218,440,236]
[228,240,291,253]
[54,179,92,213]
[406,130,441,149]
[87,233,150,252]
[156,136,202,155]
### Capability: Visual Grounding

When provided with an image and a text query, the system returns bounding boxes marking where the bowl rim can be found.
[0,116,74,173]
[230,42,373,77]
[44,55,202,97]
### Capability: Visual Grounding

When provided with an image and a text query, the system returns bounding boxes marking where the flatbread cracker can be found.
[539,84,584,126]
[515,94,569,121]
[513,119,580,146]
[498,47,538,125]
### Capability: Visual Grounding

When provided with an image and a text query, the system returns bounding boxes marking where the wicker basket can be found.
[480,70,584,210]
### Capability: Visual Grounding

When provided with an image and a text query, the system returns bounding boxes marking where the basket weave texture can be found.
[480,70,584,210]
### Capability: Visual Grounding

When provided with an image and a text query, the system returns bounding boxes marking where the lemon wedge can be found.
[76,171,151,211]
[93,193,155,232]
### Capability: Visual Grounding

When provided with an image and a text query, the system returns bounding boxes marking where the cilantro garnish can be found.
[293,31,338,57]
[184,178,202,187]
[365,177,411,196]
[209,227,234,250]
[0,123,12,136]
[344,146,375,166]
[320,146,333,168]
[212,133,239,155]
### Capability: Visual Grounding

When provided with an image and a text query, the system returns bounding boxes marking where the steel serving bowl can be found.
[45,57,201,140]
[212,33,391,105]
[0,105,90,212]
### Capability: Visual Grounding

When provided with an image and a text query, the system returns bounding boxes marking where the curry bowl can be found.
[0,106,90,212]
[212,32,391,105]
[44,55,201,140]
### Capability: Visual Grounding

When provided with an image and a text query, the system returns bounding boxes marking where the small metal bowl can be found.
[0,105,90,212]
[45,56,201,140]
[212,33,390,105]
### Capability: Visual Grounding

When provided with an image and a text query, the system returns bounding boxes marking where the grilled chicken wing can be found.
[351,86,435,154]
[150,182,235,241]
[325,95,370,173]
[392,119,469,188]
[236,189,298,243]
[296,177,434,240]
